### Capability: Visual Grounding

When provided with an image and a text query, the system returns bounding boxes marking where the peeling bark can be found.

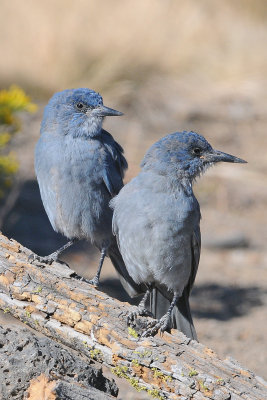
[0,233,266,400]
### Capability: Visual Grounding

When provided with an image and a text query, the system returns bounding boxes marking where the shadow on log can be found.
[0,232,266,400]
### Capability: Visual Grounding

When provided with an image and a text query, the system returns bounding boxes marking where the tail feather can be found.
[148,288,197,341]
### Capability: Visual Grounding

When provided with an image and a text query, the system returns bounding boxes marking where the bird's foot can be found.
[28,252,69,268]
[141,313,171,337]
[127,306,152,326]
[28,253,56,265]
[88,275,100,287]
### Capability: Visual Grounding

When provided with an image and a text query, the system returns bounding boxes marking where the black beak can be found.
[95,105,123,117]
[205,149,247,164]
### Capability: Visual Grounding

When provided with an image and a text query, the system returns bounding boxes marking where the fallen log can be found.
[0,232,266,400]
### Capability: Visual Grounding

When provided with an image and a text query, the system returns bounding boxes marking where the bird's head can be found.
[41,88,123,137]
[142,131,246,182]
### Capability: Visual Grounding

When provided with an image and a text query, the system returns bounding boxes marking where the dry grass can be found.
[1,0,267,96]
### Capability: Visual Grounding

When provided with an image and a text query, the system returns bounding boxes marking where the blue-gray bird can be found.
[111,131,246,339]
[32,88,129,286]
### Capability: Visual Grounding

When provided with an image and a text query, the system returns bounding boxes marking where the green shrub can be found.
[0,85,37,197]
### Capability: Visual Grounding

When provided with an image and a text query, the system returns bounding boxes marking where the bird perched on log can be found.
[111,131,246,339]
[32,88,131,286]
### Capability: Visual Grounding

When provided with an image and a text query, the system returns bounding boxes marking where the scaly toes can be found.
[127,311,138,326]
[159,317,170,334]
[141,321,161,337]
[141,314,171,337]
[138,307,153,317]
[28,254,53,265]
[28,253,37,263]
[41,256,55,265]
[88,276,100,287]
[28,252,62,266]
[127,305,152,327]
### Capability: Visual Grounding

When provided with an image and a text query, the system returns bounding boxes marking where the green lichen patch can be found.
[132,359,140,367]
[89,348,103,360]
[152,367,172,382]
[188,368,198,377]
[147,388,165,399]
[82,342,103,361]
[133,349,152,358]
[128,326,139,338]
[25,310,31,318]
[198,379,210,392]
[32,286,42,294]
[111,364,166,399]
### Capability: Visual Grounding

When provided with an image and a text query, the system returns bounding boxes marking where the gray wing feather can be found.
[148,226,201,340]
[101,130,128,196]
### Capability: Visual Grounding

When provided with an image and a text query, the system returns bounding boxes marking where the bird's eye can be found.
[192,147,202,156]
[76,102,85,110]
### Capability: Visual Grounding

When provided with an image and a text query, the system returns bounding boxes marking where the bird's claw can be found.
[140,320,158,337]
[28,253,37,263]
[28,253,56,265]
[138,308,153,317]
[28,253,71,269]
[141,314,170,337]
[127,311,138,326]
[88,276,100,287]
[127,307,152,327]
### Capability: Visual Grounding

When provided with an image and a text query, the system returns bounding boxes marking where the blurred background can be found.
[0,0,267,396]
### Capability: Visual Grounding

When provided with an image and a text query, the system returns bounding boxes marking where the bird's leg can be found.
[141,292,180,337]
[28,239,77,265]
[88,247,107,287]
[127,290,153,326]
[137,289,151,314]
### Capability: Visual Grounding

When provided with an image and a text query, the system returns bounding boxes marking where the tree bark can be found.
[0,232,266,400]
[0,324,118,400]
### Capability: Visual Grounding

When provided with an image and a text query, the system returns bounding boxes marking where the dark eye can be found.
[192,147,202,156]
[76,102,85,110]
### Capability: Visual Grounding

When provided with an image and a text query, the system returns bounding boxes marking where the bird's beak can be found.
[203,149,247,164]
[94,105,123,117]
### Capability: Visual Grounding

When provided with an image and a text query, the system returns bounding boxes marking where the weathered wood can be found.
[0,325,118,400]
[0,232,266,400]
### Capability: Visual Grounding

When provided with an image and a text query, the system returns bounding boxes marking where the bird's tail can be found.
[108,242,143,298]
[148,288,197,341]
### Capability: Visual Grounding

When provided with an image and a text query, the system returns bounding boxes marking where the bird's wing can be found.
[149,224,201,340]
[101,129,128,196]
[189,224,201,292]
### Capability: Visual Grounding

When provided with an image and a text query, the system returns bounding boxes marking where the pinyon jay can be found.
[33,88,132,286]
[111,131,246,338]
